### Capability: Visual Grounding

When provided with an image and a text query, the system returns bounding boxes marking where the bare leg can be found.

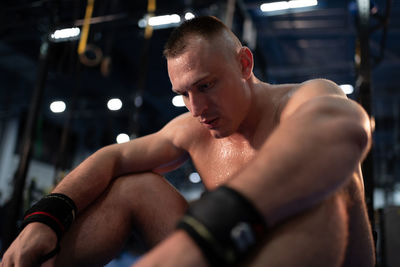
[54,172,188,267]
[246,192,349,267]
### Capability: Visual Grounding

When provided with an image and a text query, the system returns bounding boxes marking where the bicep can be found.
[112,113,196,176]
[113,131,187,177]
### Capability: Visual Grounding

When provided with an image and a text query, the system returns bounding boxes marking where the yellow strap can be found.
[78,0,95,55]
[147,0,156,13]
[144,0,156,39]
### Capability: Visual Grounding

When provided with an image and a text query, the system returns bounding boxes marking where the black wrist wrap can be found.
[20,193,77,242]
[177,186,268,266]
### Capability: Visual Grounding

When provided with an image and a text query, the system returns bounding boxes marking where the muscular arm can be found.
[53,125,187,212]
[0,115,190,267]
[229,79,371,226]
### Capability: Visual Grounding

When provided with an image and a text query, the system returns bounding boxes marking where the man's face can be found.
[167,36,251,138]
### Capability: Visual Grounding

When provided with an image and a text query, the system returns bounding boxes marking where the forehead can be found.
[167,35,236,73]
[168,36,213,66]
[167,37,222,87]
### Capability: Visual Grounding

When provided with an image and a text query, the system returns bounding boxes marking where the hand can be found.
[1,223,58,267]
[133,230,209,267]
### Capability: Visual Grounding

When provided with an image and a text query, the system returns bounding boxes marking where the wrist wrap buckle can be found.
[177,186,268,266]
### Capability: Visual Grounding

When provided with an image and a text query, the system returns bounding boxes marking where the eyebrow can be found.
[171,75,211,94]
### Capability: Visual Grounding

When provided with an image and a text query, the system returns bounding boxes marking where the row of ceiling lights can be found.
[48,96,185,145]
[49,0,319,42]
[49,95,185,114]
[49,84,353,144]
[49,84,353,114]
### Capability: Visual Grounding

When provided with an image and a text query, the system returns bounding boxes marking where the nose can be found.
[188,91,207,117]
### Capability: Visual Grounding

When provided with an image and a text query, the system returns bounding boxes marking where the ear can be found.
[238,47,253,79]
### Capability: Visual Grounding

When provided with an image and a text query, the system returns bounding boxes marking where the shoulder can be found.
[159,112,210,150]
[279,78,346,121]
[277,79,371,154]
[294,78,345,98]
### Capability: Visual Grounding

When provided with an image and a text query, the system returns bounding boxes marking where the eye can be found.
[174,90,188,97]
[198,81,213,92]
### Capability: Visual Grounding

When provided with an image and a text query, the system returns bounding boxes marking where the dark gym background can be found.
[0,0,399,266]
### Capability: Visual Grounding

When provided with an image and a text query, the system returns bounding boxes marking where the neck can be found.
[228,76,274,145]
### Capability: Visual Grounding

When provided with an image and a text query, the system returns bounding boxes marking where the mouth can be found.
[201,118,219,129]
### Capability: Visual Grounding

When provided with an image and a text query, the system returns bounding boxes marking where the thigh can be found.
[124,172,189,245]
[55,172,188,266]
[245,193,348,267]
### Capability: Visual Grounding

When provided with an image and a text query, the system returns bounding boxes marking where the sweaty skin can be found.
[159,88,373,267]
[139,34,374,266]
[1,26,374,267]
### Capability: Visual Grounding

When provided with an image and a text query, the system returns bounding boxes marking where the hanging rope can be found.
[144,0,156,40]
[78,0,95,55]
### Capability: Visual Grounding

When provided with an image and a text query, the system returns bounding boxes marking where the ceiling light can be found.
[149,14,181,26]
[172,95,185,107]
[261,1,289,12]
[49,27,80,42]
[107,98,122,111]
[189,172,201,183]
[116,133,130,144]
[339,84,354,95]
[260,0,318,12]
[289,0,317,8]
[50,101,66,113]
[138,14,181,29]
[184,12,195,20]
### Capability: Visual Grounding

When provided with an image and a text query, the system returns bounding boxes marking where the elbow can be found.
[332,98,372,162]
[350,116,372,162]
[341,113,373,164]
[340,117,371,162]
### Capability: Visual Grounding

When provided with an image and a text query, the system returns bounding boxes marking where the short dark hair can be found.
[163,16,233,58]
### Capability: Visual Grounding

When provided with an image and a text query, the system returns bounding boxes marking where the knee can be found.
[107,172,161,206]
[108,172,187,214]
[111,172,164,196]
[108,172,188,244]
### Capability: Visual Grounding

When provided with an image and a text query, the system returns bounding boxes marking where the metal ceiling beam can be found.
[355,0,375,233]
[266,61,355,77]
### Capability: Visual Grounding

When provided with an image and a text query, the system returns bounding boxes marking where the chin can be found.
[210,129,231,139]
[212,133,224,139]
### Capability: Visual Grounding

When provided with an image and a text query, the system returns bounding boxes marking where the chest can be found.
[190,140,257,190]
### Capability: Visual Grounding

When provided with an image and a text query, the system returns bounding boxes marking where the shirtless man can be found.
[1,16,375,267]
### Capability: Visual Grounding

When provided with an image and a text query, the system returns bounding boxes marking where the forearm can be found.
[39,129,185,213]
[228,97,371,226]
[52,145,122,212]
[1,148,120,266]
